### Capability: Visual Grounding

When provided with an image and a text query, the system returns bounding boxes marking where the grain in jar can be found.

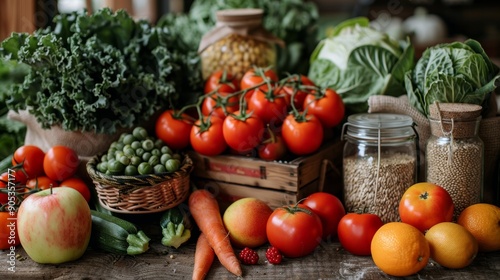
[426,103,484,220]
[198,9,283,80]
[342,113,418,223]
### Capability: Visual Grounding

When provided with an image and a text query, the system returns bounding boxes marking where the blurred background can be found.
[1,0,498,59]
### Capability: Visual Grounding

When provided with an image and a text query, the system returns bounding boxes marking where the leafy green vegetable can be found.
[0,8,202,134]
[157,0,319,75]
[308,17,414,113]
[405,39,500,116]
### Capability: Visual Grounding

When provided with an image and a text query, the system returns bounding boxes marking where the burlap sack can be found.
[368,95,500,205]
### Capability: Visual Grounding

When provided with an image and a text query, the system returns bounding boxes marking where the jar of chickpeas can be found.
[198,8,284,80]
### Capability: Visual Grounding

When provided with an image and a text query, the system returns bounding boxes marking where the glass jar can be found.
[198,8,283,80]
[426,103,484,219]
[342,113,418,223]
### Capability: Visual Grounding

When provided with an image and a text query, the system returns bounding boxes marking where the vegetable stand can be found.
[1,227,500,279]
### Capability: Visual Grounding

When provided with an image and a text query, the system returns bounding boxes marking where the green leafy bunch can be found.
[405,39,500,116]
[0,8,202,134]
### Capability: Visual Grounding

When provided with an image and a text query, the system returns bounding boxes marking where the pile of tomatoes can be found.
[0,145,91,249]
[155,67,345,160]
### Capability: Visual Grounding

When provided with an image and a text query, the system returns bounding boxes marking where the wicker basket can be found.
[86,154,193,214]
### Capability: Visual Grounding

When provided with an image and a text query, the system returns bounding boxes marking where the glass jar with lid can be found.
[342,113,418,223]
[426,103,484,219]
[198,8,284,80]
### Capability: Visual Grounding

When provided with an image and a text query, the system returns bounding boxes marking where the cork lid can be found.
[429,103,482,121]
[215,9,263,27]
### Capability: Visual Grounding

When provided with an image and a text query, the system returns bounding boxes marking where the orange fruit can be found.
[425,222,478,269]
[371,222,430,277]
[457,203,500,252]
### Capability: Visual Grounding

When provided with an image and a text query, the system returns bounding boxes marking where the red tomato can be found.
[43,146,79,182]
[281,113,323,155]
[282,75,316,111]
[0,172,10,204]
[26,176,59,192]
[204,70,240,94]
[59,177,91,203]
[155,109,193,150]
[201,92,240,120]
[266,204,323,258]
[1,171,26,204]
[257,130,287,161]
[337,213,384,256]
[303,192,346,240]
[399,182,454,232]
[222,110,265,154]
[190,116,227,156]
[248,88,289,126]
[240,68,279,102]
[12,145,45,179]
[0,211,20,250]
[303,88,345,128]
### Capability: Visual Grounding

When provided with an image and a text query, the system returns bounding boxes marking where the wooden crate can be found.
[188,139,344,192]
[188,138,344,209]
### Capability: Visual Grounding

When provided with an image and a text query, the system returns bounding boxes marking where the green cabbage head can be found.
[308,17,414,113]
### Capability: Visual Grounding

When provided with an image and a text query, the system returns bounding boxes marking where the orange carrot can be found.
[192,233,215,280]
[188,189,242,277]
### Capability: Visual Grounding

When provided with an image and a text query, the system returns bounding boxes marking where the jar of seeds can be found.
[198,8,284,80]
[342,113,418,223]
[426,103,484,219]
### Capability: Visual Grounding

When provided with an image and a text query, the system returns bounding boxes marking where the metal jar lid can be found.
[342,113,416,141]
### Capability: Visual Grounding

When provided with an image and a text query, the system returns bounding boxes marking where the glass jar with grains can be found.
[426,103,484,219]
[198,8,284,80]
[342,113,418,223]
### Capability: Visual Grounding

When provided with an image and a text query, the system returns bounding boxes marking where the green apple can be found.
[17,186,92,264]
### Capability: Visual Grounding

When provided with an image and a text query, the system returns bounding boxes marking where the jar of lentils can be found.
[198,8,283,80]
[426,103,484,220]
[342,113,418,223]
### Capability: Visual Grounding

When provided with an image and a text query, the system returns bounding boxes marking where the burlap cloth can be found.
[368,95,500,204]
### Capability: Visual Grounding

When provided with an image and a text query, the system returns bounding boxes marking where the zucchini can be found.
[90,210,151,255]
[0,154,13,172]
[160,205,192,249]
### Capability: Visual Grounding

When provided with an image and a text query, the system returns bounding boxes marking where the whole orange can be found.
[457,203,500,252]
[223,197,273,248]
[371,222,430,277]
[425,222,478,269]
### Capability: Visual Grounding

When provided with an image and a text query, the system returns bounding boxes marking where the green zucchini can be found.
[0,154,13,172]
[90,210,151,255]
[160,205,192,249]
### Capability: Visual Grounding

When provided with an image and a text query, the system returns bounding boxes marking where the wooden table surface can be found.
[1,219,500,280]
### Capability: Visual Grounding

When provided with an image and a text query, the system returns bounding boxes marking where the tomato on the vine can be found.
[282,75,316,111]
[303,88,345,128]
[266,203,323,258]
[43,146,79,182]
[0,172,10,204]
[240,68,278,102]
[201,92,239,120]
[12,145,45,179]
[155,109,194,150]
[248,88,288,126]
[399,182,454,232]
[281,113,323,155]
[257,127,287,161]
[303,192,346,240]
[0,211,20,250]
[337,213,384,256]
[190,116,227,156]
[59,177,91,203]
[204,70,240,94]
[26,176,59,192]
[223,110,264,154]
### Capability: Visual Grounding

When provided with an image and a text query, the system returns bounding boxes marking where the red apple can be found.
[17,186,92,264]
[399,182,454,232]
[223,197,273,248]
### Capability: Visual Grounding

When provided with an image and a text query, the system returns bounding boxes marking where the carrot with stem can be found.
[192,233,215,280]
[188,189,242,277]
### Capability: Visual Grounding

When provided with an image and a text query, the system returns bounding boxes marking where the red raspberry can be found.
[265,246,282,264]
[239,247,259,265]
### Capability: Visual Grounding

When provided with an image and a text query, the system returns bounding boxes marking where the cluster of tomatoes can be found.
[155,67,345,160]
[0,145,91,249]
